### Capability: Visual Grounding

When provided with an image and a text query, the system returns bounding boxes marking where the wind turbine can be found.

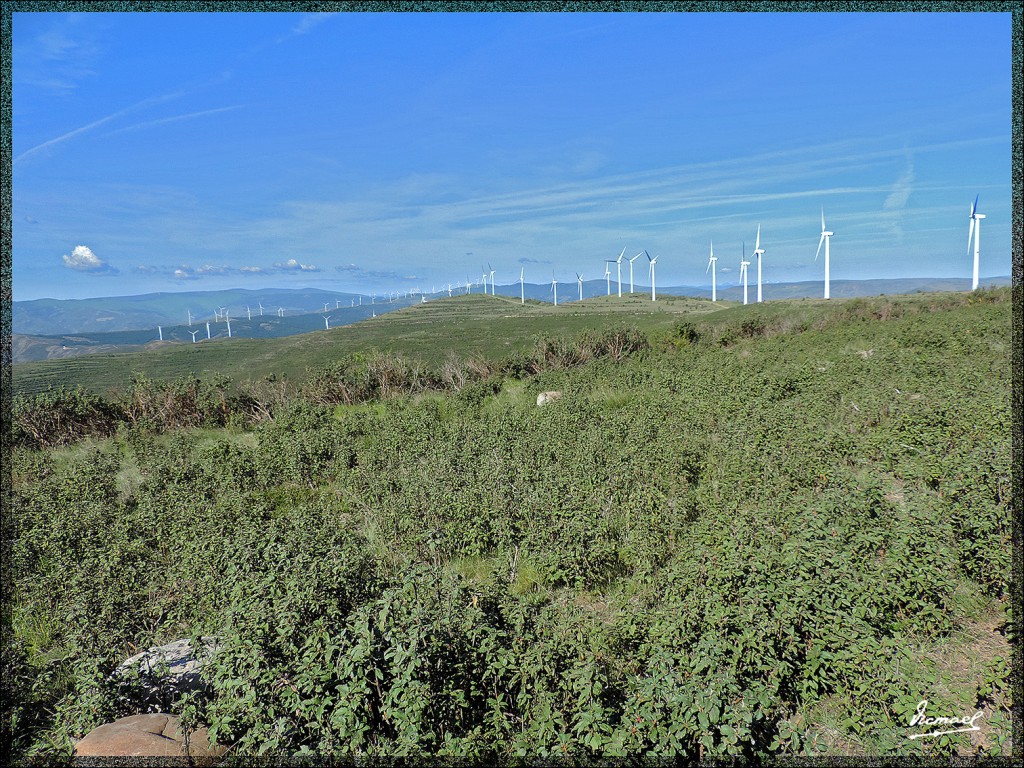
[278,307,284,317]
[648,253,658,302]
[629,251,644,294]
[247,305,252,320]
[322,314,331,330]
[189,330,200,343]
[968,195,985,291]
[480,267,488,294]
[576,272,584,303]
[740,242,750,305]
[551,272,558,306]
[520,268,525,304]
[753,225,765,303]
[206,322,211,339]
[448,283,452,297]
[217,306,227,321]
[226,316,232,338]
[614,248,625,296]
[157,326,163,341]
[187,309,193,327]
[258,302,264,316]
[604,261,612,295]
[489,264,496,295]
[706,241,718,302]
[815,207,834,299]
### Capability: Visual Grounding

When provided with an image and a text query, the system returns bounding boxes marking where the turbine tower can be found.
[576,272,584,303]
[551,273,558,306]
[157,326,163,341]
[187,309,192,327]
[258,302,264,316]
[520,268,525,304]
[206,321,211,339]
[740,242,750,306]
[968,195,985,291]
[323,314,331,330]
[489,264,496,296]
[706,241,718,302]
[604,261,613,295]
[629,251,644,293]
[648,253,658,302]
[815,207,834,299]
[615,247,624,297]
[753,225,765,303]
[247,305,252,320]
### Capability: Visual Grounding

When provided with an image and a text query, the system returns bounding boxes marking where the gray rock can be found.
[112,637,219,711]
[537,390,563,406]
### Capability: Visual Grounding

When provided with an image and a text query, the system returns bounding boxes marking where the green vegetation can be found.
[12,293,721,398]
[3,288,1012,761]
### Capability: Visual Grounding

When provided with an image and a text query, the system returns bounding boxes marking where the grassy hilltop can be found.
[12,293,722,397]
[5,287,1013,760]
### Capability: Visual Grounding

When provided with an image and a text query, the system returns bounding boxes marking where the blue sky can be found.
[10,10,1013,300]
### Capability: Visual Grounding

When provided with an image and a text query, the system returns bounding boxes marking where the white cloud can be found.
[62,244,116,273]
[239,265,264,273]
[274,258,320,272]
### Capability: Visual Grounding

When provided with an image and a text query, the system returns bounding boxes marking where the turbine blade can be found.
[821,206,826,232]
[705,257,712,274]
[755,225,760,252]
[815,232,825,262]
[971,194,978,216]
[968,217,976,255]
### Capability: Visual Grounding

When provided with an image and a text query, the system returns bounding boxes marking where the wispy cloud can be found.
[15,90,182,163]
[881,152,915,239]
[15,14,101,93]
[292,13,335,36]
[103,105,243,137]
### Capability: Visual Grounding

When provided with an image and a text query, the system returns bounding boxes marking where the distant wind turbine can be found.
[615,247,624,296]
[206,321,211,339]
[604,262,612,295]
[520,268,525,304]
[968,195,985,291]
[576,272,584,303]
[323,314,331,330]
[753,225,765,303]
[448,283,452,297]
[629,251,644,294]
[157,326,163,341]
[258,302,264,316]
[226,316,232,337]
[648,253,659,302]
[706,242,718,302]
[815,207,834,299]
[187,309,192,327]
[247,305,252,320]
[489,264,496,295]
[551,273,558,306]
[740,242,750,305]
[278,307,284,317]
[189,329,200,343]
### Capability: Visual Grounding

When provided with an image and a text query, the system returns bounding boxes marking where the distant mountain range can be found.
[10,277,1011,365]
